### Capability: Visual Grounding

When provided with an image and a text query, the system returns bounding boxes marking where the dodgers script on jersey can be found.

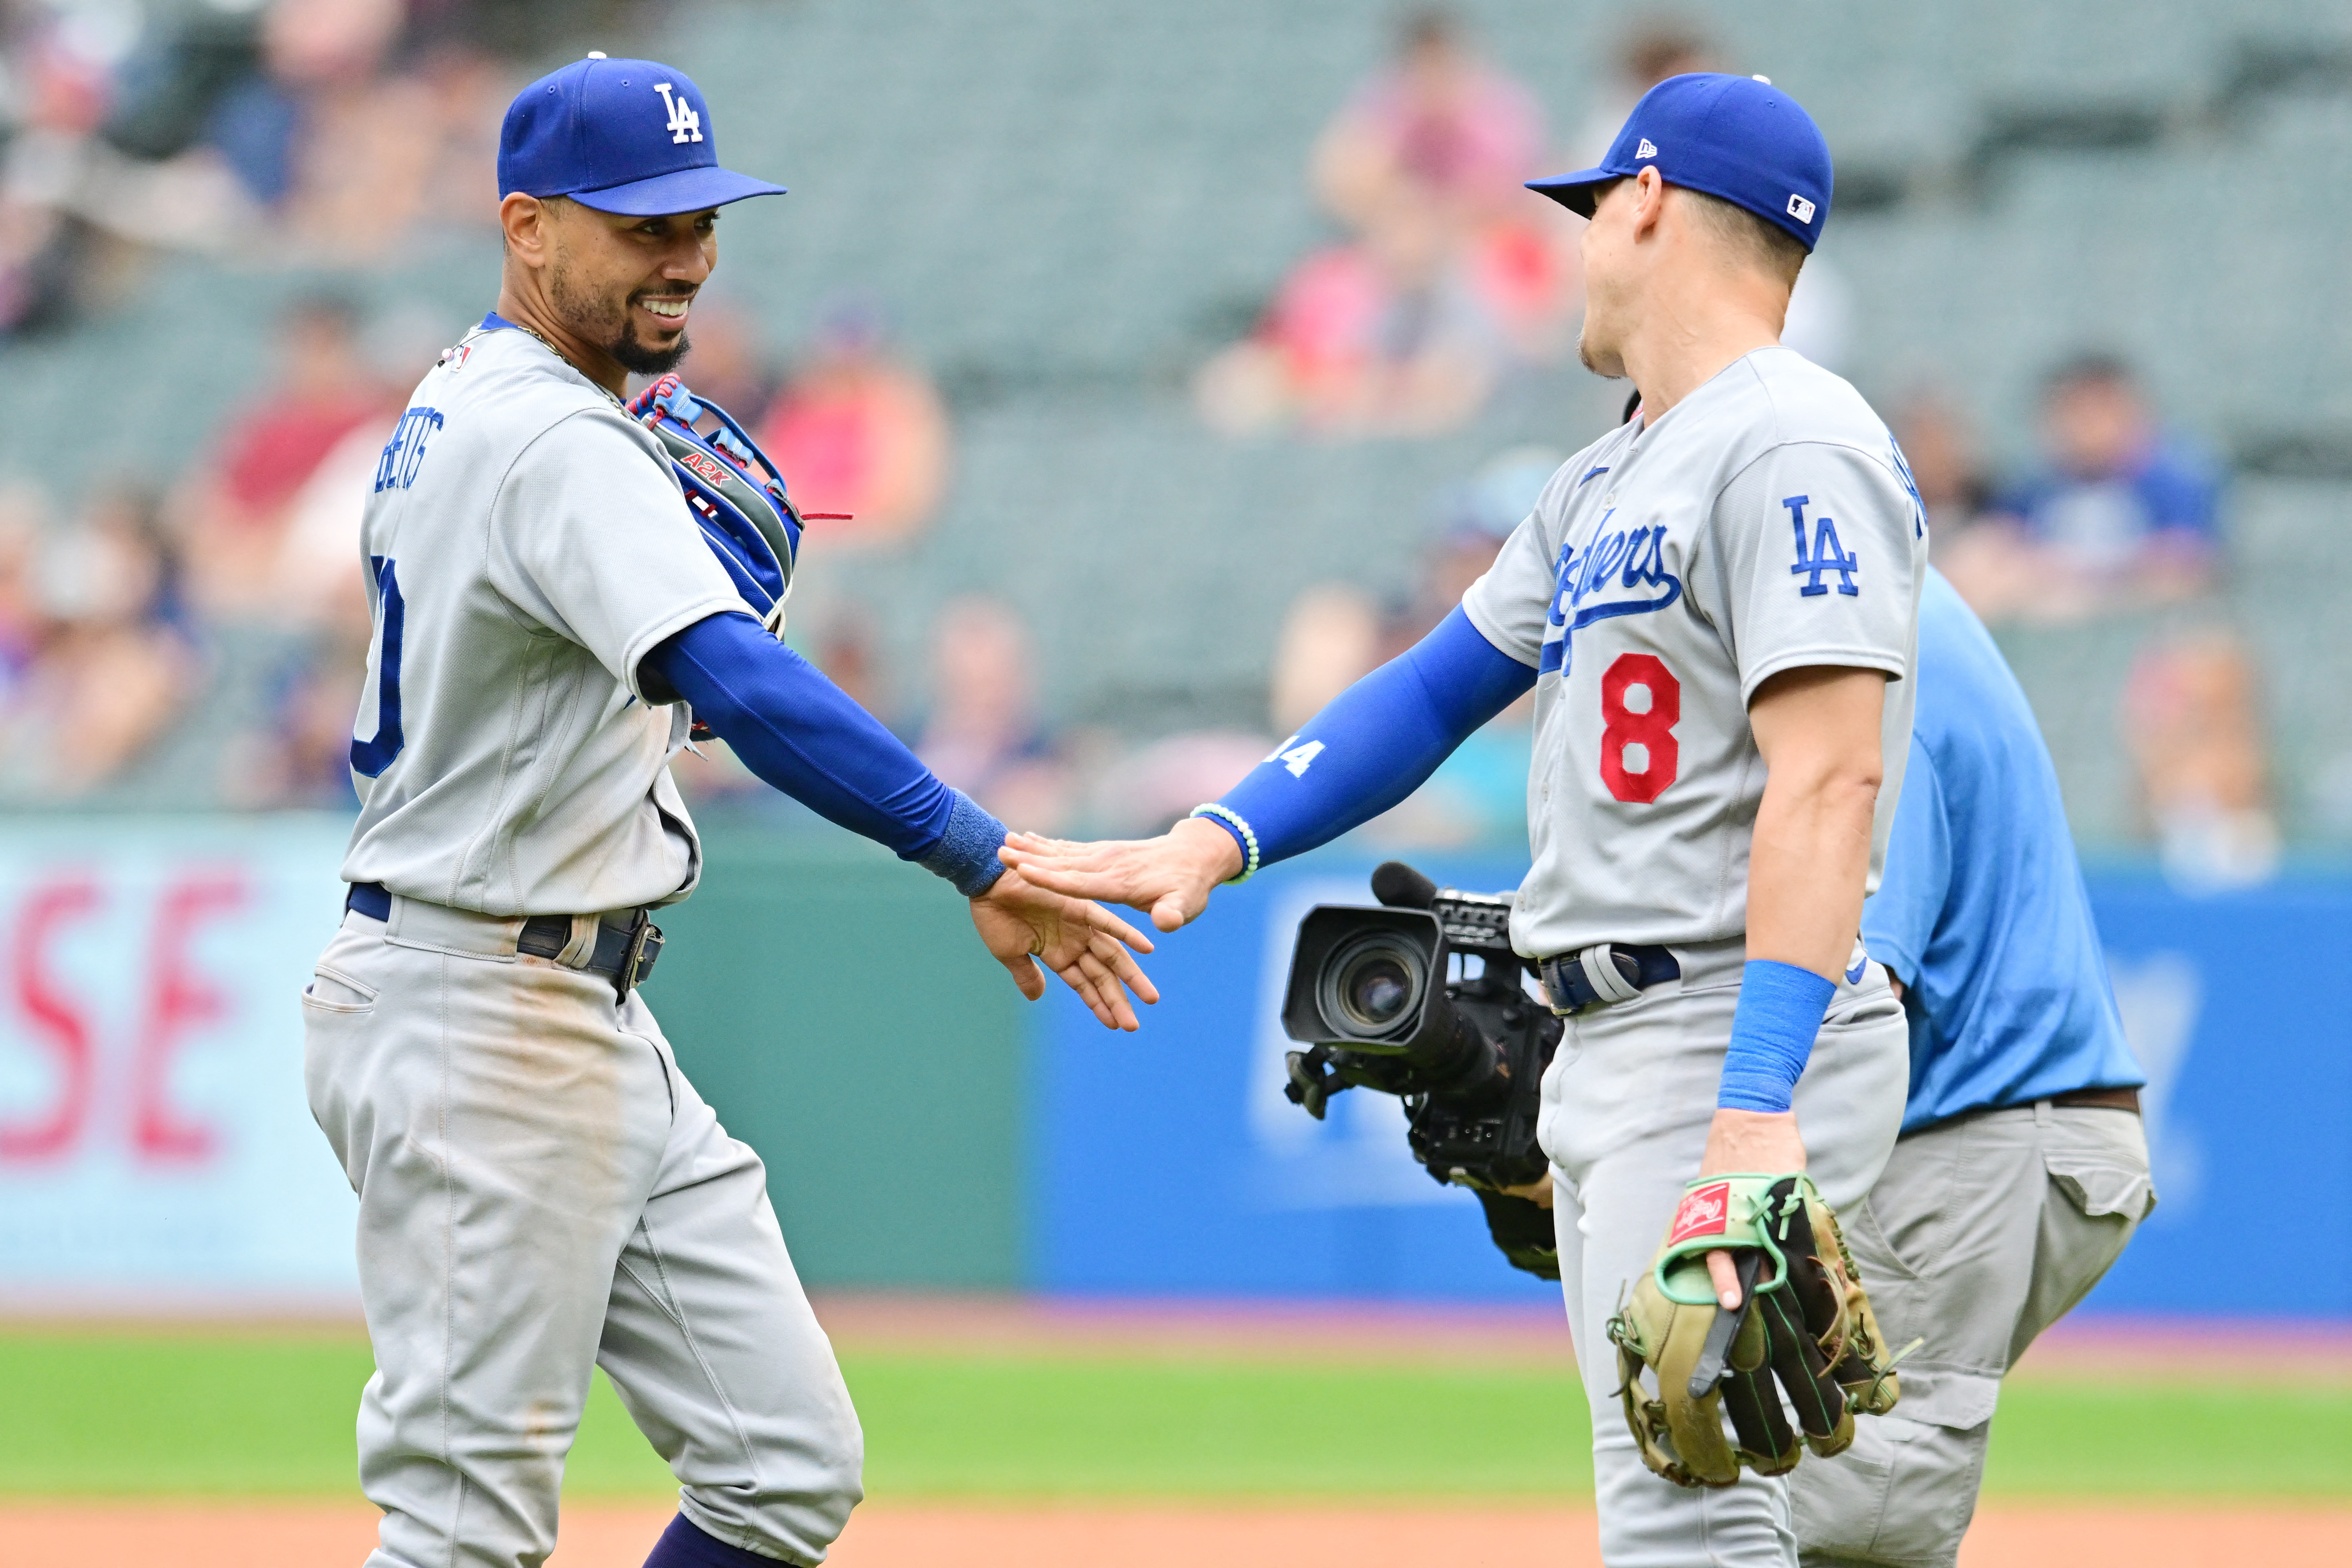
[1463,346,1926,959]
[341,323,750,916]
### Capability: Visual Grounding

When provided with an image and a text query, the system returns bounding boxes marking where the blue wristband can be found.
[917,789,1009,897]
[1718,959,1834,1113]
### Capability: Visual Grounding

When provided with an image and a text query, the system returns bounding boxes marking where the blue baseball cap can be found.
[1528,73,1831,251]
[498,54,784,216]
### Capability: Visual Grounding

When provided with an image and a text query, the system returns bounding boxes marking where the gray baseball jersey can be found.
[1463,346,1926,960]
[341,321,750,916]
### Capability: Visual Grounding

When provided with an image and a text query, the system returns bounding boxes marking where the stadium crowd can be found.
[0,2,2284,881]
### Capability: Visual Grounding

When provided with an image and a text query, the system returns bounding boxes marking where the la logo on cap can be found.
[654,81,703,145]
[1635,137,1659,159]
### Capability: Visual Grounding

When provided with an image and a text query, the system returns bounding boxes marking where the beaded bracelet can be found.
[1189,803,1260,884]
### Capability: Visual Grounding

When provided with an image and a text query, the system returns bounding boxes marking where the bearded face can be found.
[538,199,717,376]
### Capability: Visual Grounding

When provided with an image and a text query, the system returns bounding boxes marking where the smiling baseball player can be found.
[1007,74,1923,1566]
[304,55,1153,1568]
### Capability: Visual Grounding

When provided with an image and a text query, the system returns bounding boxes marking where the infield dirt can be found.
[5,1501,2349,1567]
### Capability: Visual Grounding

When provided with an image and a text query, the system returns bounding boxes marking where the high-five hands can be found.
[998,817,1244,933]
[1694,1106,1808,1307]
[969,865,1160,1031]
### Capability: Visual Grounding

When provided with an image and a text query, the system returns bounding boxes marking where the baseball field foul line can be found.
[5,1503,2348,1567]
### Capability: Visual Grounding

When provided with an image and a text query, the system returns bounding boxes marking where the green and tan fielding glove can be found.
[1605,1173,1906,1489]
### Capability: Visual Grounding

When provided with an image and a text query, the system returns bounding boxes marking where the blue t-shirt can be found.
[1862,569,2146,1131]
[1998,434,2221,570]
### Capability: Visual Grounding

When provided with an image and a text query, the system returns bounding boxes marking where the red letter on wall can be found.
[0,876,102,1163]
[131,873,245,1164]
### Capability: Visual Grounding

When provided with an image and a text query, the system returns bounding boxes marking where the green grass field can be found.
[3,1330,2346,1502]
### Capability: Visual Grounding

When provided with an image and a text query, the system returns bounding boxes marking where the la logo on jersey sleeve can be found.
[1781,495,1859,597]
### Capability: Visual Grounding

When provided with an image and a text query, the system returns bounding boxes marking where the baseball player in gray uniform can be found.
[305,57,1154,1568]
[1008,75,1923,1566]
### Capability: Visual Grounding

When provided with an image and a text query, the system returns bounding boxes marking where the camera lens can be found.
[1345,957,1413,1024]
[1320,933,1428,1042]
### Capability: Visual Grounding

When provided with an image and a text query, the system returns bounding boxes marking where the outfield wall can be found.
[0,819,2341,1316]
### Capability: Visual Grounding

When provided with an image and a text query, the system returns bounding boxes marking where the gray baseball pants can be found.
[1790,1101,2154,1568]
[302,897,863,1568]
[1543,940,1911,1568]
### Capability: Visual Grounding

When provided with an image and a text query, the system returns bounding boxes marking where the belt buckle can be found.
[615,910,664,1001]
[1540,954,1587,1016]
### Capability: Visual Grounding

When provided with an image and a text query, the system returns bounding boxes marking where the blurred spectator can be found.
[0,0,522,294]
[672,298,779,423]
[1198,10,1570,437]
[1313,8,1543,239]
[1388,444,1561,651]
[1196,210,1505,439]
[1363,449,1553,850]
[0,492,41,699]
[249,0,506,261]
[914,597,1073,832]
[759,299,951,548]
[219,616,369,810]
[176,295,394,621]
[1890,390,1993,546]
[0,0,154,333]
[1084,731,1278,839]
[1945,356,2223,623]
[1270,583,1382,735]
[2122,628,2279,890]
[1080,584,1385,839]
[806,604,886,717]
[1567,21,1714,165]
[0,489,197,800]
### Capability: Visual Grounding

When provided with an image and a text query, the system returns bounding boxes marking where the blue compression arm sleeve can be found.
[644,612,1007,896]
[1205,607,1536,868]
[1718,960,1835,1112]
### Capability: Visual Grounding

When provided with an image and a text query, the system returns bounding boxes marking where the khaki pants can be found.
[1546,943,1912,1568]
[1791,1102,2155,1568]
[303,901,863,1568]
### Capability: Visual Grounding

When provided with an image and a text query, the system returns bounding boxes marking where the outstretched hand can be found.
[969,865,1160,1030]
[997,817,1245,933]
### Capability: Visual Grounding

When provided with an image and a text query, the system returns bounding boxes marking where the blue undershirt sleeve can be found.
[642,611,1006,896]
[1203,607,1537,869]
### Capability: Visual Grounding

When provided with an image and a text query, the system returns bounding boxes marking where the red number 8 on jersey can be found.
[1599,653,1680,803]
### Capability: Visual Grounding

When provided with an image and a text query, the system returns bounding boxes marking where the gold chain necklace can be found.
[502,316,628,411]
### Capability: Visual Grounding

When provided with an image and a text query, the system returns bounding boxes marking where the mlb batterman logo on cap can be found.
[498,52,786,215]
[1528,72,1833,250]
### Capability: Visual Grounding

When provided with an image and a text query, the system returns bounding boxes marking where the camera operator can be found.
[1006,75,1924,1568]
[1783,567,2153,1568]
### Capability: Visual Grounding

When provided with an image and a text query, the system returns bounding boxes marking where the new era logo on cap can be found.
[1635,137,1659,159]
[1787,193,1816,223]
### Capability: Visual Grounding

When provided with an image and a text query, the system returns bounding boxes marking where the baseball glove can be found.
[624,374,804,636]
[1605,1173,1907,1489]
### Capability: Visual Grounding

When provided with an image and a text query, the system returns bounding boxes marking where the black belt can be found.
[344,882,664,999]
[1537,943,1680,1014]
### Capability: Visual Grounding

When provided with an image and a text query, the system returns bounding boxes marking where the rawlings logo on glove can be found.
[1667,1181,1731,1245]
[1607,1173,1915,1489]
